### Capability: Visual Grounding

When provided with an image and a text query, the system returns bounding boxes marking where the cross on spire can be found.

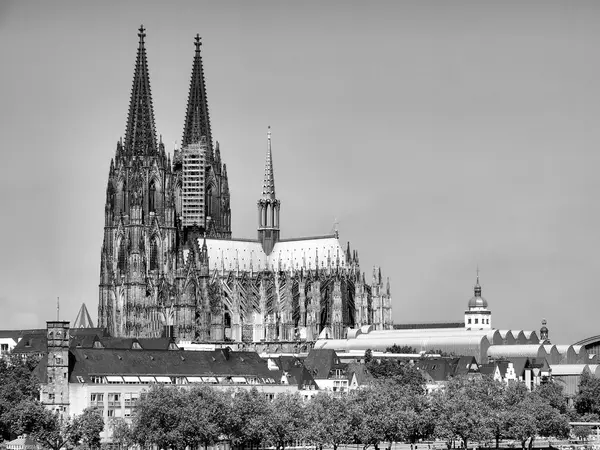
[194,34,202,51]
[138,25,146,42]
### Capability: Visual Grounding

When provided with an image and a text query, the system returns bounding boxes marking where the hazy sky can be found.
[1,1,600,345]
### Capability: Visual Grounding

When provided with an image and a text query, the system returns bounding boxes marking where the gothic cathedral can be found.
[98,27,393,342]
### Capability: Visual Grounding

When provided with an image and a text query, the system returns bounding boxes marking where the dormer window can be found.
[132,342,142,350]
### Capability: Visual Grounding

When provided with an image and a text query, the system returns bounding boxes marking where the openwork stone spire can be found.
[182,34,212,150]
[124,25,158,156]
[262,126,276,199]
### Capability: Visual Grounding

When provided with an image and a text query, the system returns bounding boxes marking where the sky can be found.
[1,0,600,345]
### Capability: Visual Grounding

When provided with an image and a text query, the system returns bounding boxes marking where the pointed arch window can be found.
[149,180,156,213]
[150,240,158,271]
[206,185,213,218]
[118,241,126,272]
[120,182,127,214]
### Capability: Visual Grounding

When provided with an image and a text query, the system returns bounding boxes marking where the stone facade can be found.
[98,27,393,341]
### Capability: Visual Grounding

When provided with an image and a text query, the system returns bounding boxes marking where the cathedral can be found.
[98,27,393,342]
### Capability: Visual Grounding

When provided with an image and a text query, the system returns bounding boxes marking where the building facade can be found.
[98,28,393,341]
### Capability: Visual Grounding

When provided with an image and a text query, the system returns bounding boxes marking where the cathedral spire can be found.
[124,25,158,156]
[262,126,276,199]
[182,34,212,151]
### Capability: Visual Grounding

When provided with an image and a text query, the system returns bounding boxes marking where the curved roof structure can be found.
[550,364,591,376]
[488,344,548,361]
[498,330,516,345]
[368,328,503,345]
[554,345,577,364]
[587,364,600,377]
[316,335,490,362]
[521,330,540,344]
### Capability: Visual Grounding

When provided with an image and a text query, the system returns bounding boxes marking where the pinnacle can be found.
[262,126,276,200]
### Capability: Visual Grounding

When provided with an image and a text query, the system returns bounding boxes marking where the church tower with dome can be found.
[97,27,393,342]
[464,271,491,330]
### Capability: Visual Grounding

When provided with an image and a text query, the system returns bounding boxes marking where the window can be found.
[107,410,114,417]
[118,241,126,271]
[0,344,8,352]
[48,376,53,383]
[48,393,55,401]
[150,240,158,271]
[468,318,471,324]
[149,181,156,212]
[90,376,103,384]
[475,318,478,324]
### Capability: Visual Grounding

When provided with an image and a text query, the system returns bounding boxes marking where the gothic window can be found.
[150,240,158,271]
[120,182,126,214]
[206,186,213,218]
[149,181,156,212]
[224,312,231,328]
[118,241,126,271]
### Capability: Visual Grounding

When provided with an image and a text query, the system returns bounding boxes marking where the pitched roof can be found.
[67,348,277,382]
[73,303,94,329]
[304,349,344,379]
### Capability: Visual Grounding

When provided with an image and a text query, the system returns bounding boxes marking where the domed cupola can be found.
[465,269,491,330]
[468,274,488,309]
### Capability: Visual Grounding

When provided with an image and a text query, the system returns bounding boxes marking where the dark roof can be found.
[285,365,318,389]
[479,363,496,376]
[0,329,45,340]
[67,348,276,382]
[393,322,464,330]
[272,355,304,372]
[346,362,372,385]
[452,356,479,375]
[12,331,47,354]
[416,358,454,382]
[304,349,345,379]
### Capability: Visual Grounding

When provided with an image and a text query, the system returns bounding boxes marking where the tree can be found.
[574,371,600,416]
[109,418,133,450]
[179,386,229,450]
[70,407,104,450]
[226,388,271,450]
[573,426,592,442]
[304,392,354,450]
[505,389,569,450]
[432,376,492,448]
[11,401,75,450]
[265,393,306,450]
[0,353,41,440]
[385,345,417,354]
[130,385,187,450]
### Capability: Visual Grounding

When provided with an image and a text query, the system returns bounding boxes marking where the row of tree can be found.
[109,374,571,450]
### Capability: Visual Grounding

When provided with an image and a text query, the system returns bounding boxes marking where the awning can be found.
[155,376,172,383]
[186,377,203,383]
[202,376,218,383]
[123,376,139,383]
[106,376,123,383]
[231,376,247,383]
[139,376,155,383]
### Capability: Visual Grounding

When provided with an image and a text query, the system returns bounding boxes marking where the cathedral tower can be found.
[257,127,280,255]
[98,26,177,337]
[174,35,231,238]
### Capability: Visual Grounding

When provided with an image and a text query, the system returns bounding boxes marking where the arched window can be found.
[149,181,156,212]
[206,186,213,218]
[150,240,158,271]
[224,312,231,328]
[118,241,126,271]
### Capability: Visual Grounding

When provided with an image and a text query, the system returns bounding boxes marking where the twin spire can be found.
[124,27,212,156]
